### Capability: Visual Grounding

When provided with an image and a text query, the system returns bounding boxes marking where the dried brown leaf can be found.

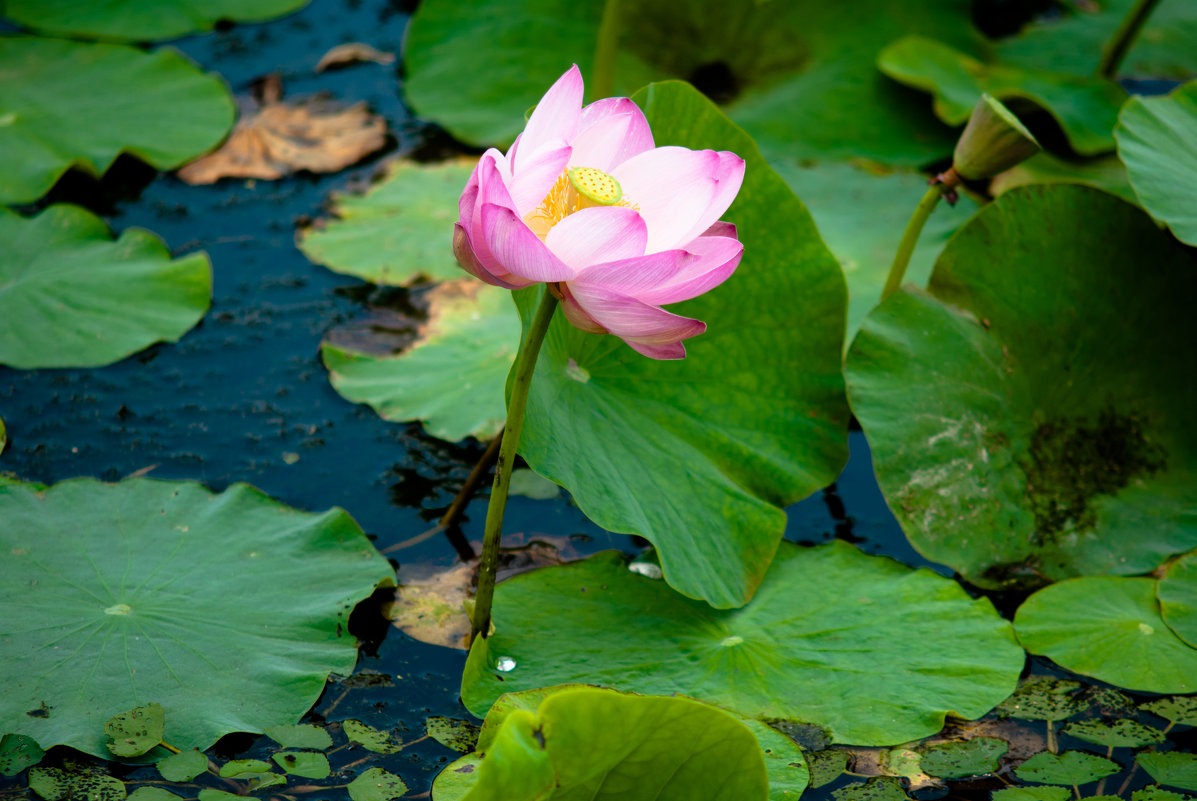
[315,43,396,72]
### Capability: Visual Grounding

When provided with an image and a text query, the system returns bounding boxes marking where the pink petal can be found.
[565,282,706,344]
[702,221,737,239]
[507,143,571,216]
[558,283,606,334]
[574,235,741,305]
[571,249,691,293]
[467,154,520,276]
[513,65,583,173]
[626,340,687,360]
[453,223,531,289]
[570,99,655,171]
[543,206,647,269]
[481,203,577,283]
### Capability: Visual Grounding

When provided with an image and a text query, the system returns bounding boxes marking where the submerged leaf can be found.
[0,478,393,757]
[462,542,1023,746]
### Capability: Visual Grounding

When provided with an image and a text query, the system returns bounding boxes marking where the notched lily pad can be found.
[1063,719,1165,749]
[0,37,233,205]
[178,77,386,184]
[846,185,1197,590]
[461,541,1023,746]
[1016,577,1197,694]
[342,720,402,754]
[348,767,410,801]
[156,749,206,782]
[0,478,394,757]
[5,0,309,41]
[1015,750,1121,785]
[1139,753,1197,793]
[322,280,519,442]
[0,733,44,776]
[298,159,475,285]
[105,704,165,758]
[0,205,211,370]
[919,736,1008,779]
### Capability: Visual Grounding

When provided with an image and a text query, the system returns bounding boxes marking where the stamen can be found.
[526,167,633,239]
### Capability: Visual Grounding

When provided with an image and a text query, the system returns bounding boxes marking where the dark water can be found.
[0,0,965,796]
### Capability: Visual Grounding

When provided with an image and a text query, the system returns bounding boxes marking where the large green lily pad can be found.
[1158,550,1197,648]
[298,159,477,286]
[434,687,771,801]
[845,185,1197,590]
[322,280,518,442]
[462,541,1024,746]
[774,161,976,347]
[0,205,211,369]
[878,36,1125,155]
[1015,577,1197,693]
[0,478,393,757]
[1139,753,1197,793]
[512,81,848,609]
[0,36,234,205]
[5,0,309,42]
[990,152,1134,204]
[1115,81,1197,247]
[404,0,985,165]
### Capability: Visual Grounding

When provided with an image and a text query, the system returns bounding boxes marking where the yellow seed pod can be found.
[568,167,622,205]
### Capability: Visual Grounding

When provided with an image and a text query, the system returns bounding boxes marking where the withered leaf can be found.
[315,43,396,72]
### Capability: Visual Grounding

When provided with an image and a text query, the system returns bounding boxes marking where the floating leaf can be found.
[1116,81,1197,247]
[128,789,183,801]
[514,80,848,608]
[272,751,330,779]
[404,0,985,167]
[298,160,475,285]
[0,36,233,204]
[0,478,393,758]
[29,766,126,801]
[342,720,402,754]
[990,152,1134,204]
[996,678,1084,722]
[462,541,1023,746]
[1143,697,1197,728]
[156,750,207,782]
[5,0,309,41]
[993,789,1072,801]
[0,204,211,370]
[0,734,43,776]
[878,36,1125,155]
[349,767,410,801]
[105,704,165,758]
[1159,551,1197,648]
[846,185,1197,590]
[198,791,247,801]
[264,724,333,751]
[774,161,975,348]
[322,281,518,442]
[1139,753,1197,793]
[831,777,908,801]
[219,760,274,778]
[433,687,769,801]
[1135,787,1196,801]
[316,43,396,72]
[426,717,480,754]
[1063,719,1165,749]
[1015,751,1121,785]
[745,719,810,801]
[177,77,385,184]
[919,737,1008,779]
[807,749,849,788]
[1015,577,1197,694]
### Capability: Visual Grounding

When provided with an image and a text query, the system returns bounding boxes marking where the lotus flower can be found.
[453,65,745,359]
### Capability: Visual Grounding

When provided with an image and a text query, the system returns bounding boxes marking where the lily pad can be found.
[807,750,849,788]
[1134,788,1195,801]
[1142,697,1197,727]
[832,777,907,801]
[1063,719,1165,749]
[993,789,1072,801]
[156,750,207,782]
[272,751,330,779]
[298,159,476,285]
[404,0,985,165]
[264,724,333,750]
[30,766,126,801]
[845,185,1197,590]
[322,280,518,442]
[1014,751,1121,785]
[433,686,770,801]
[513,80,848,608]
[105,704,165,758]
[0,478,393,757]
[0,205,211,369]
[219,760,273,778]
[879,36,1125,155]
[426,717,480,754]
[1015,577,1197,694]
[1139,753,1197,793]
[349,767,410,801]
[990,152,1134,204]
[919,737,1008,779]
[996,677,1084,722]
[129,789,183,801]
[462,541,1023,746]
[1115,81,1197,246]
[773,161,976,347]
[5,0,309,41]
[342,720,402,754]
[0,734,43,776]
[0,36,233,204]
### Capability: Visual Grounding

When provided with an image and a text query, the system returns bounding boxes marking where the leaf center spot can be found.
[564,358,590,383]
[104,603,132,616]
[720,635,744,647]
[1138,622,1154,636]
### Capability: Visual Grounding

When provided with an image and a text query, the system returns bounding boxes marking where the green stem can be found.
[470,289,560,644]
[592,0,622,98]
[1097,0,1163,79]
[881,184,944,302]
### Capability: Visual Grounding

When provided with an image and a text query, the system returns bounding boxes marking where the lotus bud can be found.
[952,94,1041,181]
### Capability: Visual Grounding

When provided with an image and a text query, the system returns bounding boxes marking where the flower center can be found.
[525,167,630,239]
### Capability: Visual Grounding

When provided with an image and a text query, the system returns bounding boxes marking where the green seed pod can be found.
[952,94,1041,180]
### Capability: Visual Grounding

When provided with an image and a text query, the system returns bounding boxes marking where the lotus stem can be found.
[592,0,621,99]
[881,183,945,302]
[470,288,560,644]
[1097,0,1163,79]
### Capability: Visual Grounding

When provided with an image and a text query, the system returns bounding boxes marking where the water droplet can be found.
[628,562,663,580]
[495,656,517,672]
